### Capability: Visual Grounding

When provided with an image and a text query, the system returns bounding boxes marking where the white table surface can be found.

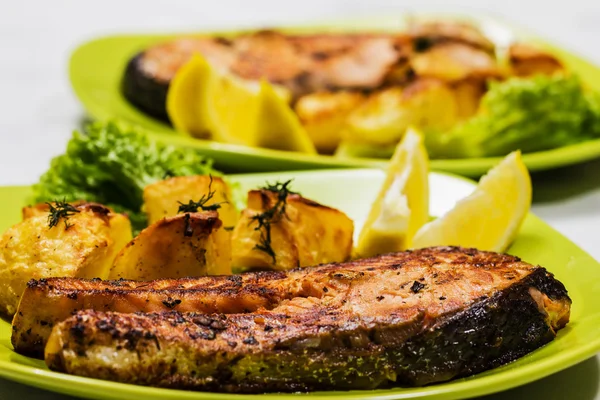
[0,1,599,399]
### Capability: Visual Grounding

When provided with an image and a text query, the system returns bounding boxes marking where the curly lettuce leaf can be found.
[428,74,600,158]
[33,121,219,232]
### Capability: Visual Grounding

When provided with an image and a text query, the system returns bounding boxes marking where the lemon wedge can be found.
[167,53,307,151]
[209,73,263,146]
[166,53,261,145]
[166,54,214,138]
[168,53,262,146]
[254,80,317,153]
[412,151,531,252]
[355,127,429,258]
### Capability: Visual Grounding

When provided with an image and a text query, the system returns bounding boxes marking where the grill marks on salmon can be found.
[12,273,287,357]
[13,246,533,357]
[11,247,570,391]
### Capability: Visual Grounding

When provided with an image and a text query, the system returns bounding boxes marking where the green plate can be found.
[68,14,600,176]
[0,168,599,399]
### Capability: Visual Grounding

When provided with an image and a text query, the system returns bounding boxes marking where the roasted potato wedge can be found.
[451,78,486,120]
[344,87,410,145]
[294,91,365,153]
[411,42,499,82]
[403,78,459,131]
[232,190,353,271]
[509,43,564,77]
[344,79,458,145]
[0,202,131,317]
[110,211,231,280]
[143,175,238,229]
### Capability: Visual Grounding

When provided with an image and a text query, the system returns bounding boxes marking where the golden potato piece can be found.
[509,43,564,77]
[344,79,458,145]
[143,175,238,229]
[0,202,131,317]
[450,78,486,120]
[344,87,410,145]
[294,91,365,153]
[232,190,353,271]
[412,42,499,82]
[110,211,231,280]
[402,78,459,131]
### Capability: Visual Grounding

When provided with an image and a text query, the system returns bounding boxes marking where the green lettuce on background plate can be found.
[426,74,600,158]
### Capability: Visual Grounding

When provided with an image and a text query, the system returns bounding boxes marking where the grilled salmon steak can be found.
[123,21,505,123]
[32,247,571,392]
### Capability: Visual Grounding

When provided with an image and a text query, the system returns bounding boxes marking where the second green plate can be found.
[69,14,600,176]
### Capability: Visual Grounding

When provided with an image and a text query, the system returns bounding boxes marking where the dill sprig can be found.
[177,175,226,213]
[46,200,80,229]
[251,180,298,264]
[177,175,227,237]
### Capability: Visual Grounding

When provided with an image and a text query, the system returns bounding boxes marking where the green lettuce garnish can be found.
[33,121,219,233]
[427,74,600,158]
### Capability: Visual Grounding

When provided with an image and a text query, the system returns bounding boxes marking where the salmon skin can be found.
[35,247,570,392]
